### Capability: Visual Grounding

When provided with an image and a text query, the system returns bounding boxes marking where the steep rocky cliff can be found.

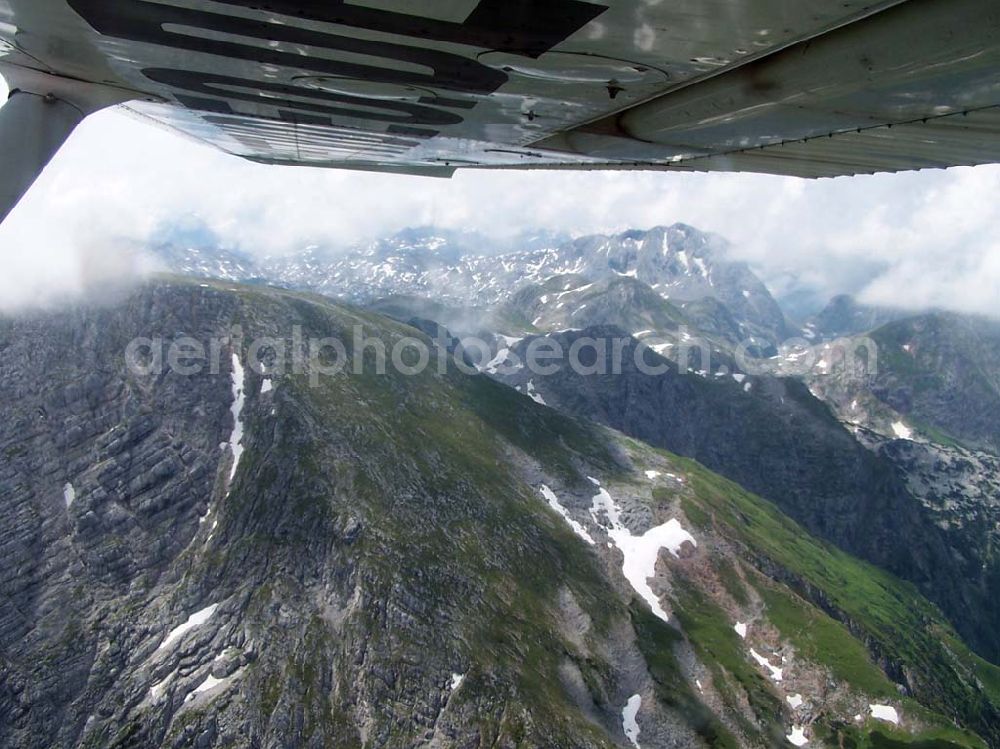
[0,280,996,748]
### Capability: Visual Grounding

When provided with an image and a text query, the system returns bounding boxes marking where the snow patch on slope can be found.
[226,353,247,488]
[622,694,642,748]
[787,726,809,746]
[539,485,595,545]
[869,704,899,724]
[157,604,219,652]
[891,421,913,440]
[588,478,696,621]
[525,380,546,406]
[185,673,226,702]
[749,648,783,681]
[484,342,519,374]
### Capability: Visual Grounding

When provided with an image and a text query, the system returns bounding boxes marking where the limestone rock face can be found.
[0,280,997,749]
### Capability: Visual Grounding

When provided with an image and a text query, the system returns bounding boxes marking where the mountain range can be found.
[2,279,998,749]
[148,221,1000,665]
[150,224,791,351]
[2,221,999,748]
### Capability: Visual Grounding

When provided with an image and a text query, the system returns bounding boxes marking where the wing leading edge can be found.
[0,0,996,195]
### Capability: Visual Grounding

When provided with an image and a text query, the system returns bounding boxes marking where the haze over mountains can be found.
[149,219,1000,659]
[153,224,796,346]
[3,221,1000,748]
[150,220,971,333]
[150,220,992,361]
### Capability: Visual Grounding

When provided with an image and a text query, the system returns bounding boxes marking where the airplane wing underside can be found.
[0,0,998,180]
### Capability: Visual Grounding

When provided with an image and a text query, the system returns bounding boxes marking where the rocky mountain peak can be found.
[150,222,790,345]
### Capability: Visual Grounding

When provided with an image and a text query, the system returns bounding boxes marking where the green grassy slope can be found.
[78,278,998,748]
[668,453,1000,747]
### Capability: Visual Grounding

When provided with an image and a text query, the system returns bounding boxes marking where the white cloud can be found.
[0,74,998,317]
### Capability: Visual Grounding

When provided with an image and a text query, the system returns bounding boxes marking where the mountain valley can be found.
[3,221,999,748]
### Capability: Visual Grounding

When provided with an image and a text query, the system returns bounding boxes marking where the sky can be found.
[1,75,999,318]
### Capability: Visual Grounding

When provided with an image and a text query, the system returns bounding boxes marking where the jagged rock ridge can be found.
[1,279,997,748]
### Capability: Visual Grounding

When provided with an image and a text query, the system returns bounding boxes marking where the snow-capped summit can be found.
[150,222,788,344]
